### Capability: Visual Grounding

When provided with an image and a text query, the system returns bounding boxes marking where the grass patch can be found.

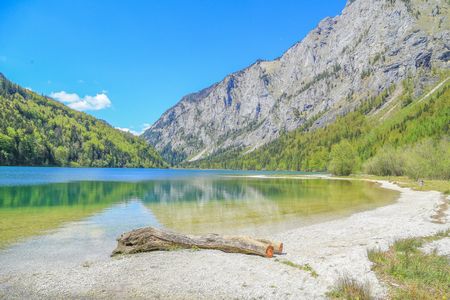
[326,275,372,300]
[427,229,450,241]
[275,259,318,278]
[350,175,450,194]
[367,230,450,299]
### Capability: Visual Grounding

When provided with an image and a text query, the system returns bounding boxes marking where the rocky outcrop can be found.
[143,0,450,164]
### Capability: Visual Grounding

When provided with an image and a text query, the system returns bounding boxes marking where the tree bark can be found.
[112,227,280,258]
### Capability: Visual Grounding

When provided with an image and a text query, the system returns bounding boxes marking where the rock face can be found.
[143,0,450,164]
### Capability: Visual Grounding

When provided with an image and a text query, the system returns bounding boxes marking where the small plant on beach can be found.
[275,259,319,278]
[82,261,93,268]
[190,245,201,252]
[326,275,372,300]
[368,230,450,299]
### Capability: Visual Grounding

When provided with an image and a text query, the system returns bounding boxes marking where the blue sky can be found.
[0,0,346,135]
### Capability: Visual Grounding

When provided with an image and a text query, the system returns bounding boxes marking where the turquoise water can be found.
[0,167,398,254]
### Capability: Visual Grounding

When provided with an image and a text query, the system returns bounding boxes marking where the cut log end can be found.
[266,245,274,258]
[256,239,284,255]
[269,242,283,255]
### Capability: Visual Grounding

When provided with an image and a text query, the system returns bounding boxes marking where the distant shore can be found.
[238,173,450,194]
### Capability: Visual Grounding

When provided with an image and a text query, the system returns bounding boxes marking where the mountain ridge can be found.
[143,0,450,165]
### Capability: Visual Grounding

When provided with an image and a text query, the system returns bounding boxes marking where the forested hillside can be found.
[186,71,450,179]
[0,73,167,168]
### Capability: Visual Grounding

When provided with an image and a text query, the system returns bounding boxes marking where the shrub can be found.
[364,138,450,180]
[328,140,357,176]
[363,146,405,176]
[404,138,450,180]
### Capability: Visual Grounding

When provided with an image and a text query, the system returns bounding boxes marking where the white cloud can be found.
[51,91,79,103]
[50,91,111,111]
[142,123,152,131]
[115,127,140,136]
[115,123,153,136]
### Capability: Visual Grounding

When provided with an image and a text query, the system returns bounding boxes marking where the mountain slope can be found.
[0,73,167,168]
[185,72,450,172]
[143,0,450,165]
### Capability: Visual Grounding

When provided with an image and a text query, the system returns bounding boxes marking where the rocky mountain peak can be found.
[143,0,449,164]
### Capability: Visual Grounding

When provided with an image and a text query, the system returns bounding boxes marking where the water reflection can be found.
[145,178,398,235]
[0,177,399,248]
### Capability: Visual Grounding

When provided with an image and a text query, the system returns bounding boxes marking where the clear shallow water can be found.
[0,167,399,263]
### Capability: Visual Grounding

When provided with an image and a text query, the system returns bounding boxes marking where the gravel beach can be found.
[0,180,448,299]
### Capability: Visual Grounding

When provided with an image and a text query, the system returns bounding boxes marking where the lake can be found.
[0,167,398,267]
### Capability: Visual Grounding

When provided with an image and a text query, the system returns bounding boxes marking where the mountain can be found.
[143,0,450,165]
[0,73,167,168]
[185,72,450,175]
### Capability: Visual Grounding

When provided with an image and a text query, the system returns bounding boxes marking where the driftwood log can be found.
[112,227,283,258]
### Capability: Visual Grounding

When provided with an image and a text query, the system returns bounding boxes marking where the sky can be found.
[0,0,346,135]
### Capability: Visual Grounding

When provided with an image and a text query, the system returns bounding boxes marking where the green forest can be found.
[0,73,167,168]
[186,71,450,180]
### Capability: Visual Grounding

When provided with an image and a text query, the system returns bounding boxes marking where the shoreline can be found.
[0,179,448,299]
